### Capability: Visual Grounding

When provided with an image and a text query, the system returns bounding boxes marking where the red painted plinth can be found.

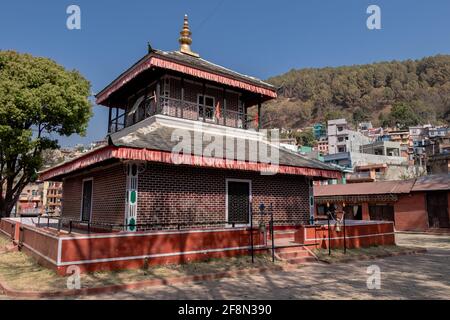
[0,218,265,275]
[294,221,395,249]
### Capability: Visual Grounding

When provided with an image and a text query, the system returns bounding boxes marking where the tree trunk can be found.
[0,176,29,218]
[0,199,9,218]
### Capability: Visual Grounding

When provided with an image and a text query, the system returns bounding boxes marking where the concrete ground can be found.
[86,233,450,300]
[1,233,449,300]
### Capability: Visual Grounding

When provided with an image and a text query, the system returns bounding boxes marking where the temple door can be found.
[81,179,93,222]
[227,180,251,225]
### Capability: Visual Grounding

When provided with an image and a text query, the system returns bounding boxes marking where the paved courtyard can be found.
[1,233,449,300]
[84,233,450,300]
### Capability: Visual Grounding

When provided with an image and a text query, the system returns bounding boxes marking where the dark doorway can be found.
[427,192,449,228]
[81,179,93,222]
[227,180,250,224]
[369,204,394,222]
[344,205,362,220]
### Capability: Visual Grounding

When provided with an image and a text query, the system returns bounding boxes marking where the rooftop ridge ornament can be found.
[178,14,200,58]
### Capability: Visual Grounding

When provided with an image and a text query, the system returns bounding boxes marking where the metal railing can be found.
[314,212,347,255]
[22,216,116,234]
[13,213,339,264]
[28,216,252,234]
[159,96,257,130]
[109,96,257,134]
[250,202,328,263]
[116,220,248,232]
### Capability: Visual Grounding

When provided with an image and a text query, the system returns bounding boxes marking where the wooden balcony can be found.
[108,96,258,134]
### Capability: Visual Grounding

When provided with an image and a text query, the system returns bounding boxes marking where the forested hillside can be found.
[262,55,450,129]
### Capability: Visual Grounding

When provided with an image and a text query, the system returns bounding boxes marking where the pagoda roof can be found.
[39,116,341,181]
[95,49,277,105]
[108,116,337,172]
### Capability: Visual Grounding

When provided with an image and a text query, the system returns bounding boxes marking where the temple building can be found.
[39,15,340,232]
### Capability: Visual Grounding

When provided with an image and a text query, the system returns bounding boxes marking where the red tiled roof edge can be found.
[95,56,277,105]
[314,180,415,197]
[39,146,341,181]
[39,145,116,181]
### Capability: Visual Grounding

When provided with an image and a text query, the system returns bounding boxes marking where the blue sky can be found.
[1,0,450,147]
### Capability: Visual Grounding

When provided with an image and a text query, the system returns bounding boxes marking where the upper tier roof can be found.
[95,49,277,105]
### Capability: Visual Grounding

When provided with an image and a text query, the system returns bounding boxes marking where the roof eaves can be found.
[95,49,277,103]
[94,53,153,99]
[153,50,276,90]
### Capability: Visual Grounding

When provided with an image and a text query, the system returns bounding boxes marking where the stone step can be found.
[271,245,318,264]
[285,256,317,264]
[268,230,297,240]
[275,239,306,253]
[277,250,311,260]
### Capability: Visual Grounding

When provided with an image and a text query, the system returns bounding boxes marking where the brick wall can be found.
[137,162,310,227]
[61,164,126,225]
[394,192,429,231]
[61,161,311,227]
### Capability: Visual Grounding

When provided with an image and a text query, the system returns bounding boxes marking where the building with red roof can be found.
[314,174,450,231]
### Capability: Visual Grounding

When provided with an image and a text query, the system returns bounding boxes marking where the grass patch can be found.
[313,245,423,264]
[82,255,277,289]
[0,250,62,291]
[0,234,11,251]
[0,250,278,292]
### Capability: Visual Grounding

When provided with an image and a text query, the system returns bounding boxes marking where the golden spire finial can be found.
[178,14,199,57]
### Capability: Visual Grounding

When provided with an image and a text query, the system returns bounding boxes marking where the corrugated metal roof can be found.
[314,180,415,197]
[109,116,339,172]
[412,174,450,191]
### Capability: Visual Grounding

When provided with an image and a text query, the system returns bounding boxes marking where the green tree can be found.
[293,129,316,147]
[267,54,450,127]
[353,107,370,124]
[0,51,92,217]
[388,103,420,129]
[378,112,390,128]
